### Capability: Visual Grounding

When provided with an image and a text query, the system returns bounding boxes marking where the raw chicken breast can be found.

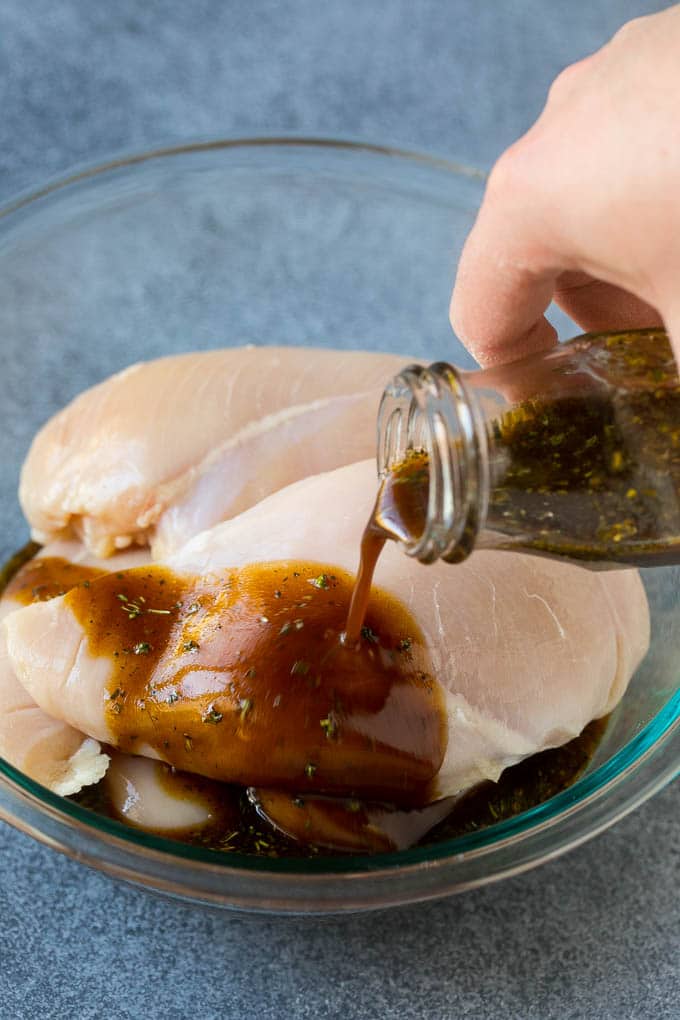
[4,461,650,801]
[0,540,148,794]
[105,753,452,852]
[104,753,228,833]
[20,346,409,558]
[249,787,456,853]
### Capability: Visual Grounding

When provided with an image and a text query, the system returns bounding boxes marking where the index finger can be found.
[449,169,564,366]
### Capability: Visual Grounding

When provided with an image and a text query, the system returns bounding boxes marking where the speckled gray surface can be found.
[0,2,678,1018]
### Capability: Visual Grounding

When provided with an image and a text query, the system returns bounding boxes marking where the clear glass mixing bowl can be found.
[0,138,677,914]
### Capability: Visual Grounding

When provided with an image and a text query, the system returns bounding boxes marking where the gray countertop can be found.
[0,2,678,1018]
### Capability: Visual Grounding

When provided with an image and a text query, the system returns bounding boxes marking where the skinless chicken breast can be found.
[4,461,650,803]
[20,347,409,558]
[0,540,148,794]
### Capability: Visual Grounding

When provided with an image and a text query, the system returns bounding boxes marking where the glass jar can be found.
[376,327,680,567]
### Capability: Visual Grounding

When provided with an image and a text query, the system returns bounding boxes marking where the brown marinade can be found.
[66,561,447,803]
[72,718,609,858]
[345,450,429,644]
[487,331,680,563]
[2,546,615,856]
[4,555,105,604]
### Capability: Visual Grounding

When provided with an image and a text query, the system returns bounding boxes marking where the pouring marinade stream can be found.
[347,327,680,644]
[345,455,427,644]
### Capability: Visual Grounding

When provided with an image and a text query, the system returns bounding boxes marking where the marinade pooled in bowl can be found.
[2,542,612,859]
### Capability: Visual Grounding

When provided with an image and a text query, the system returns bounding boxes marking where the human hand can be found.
[450,6,680,367]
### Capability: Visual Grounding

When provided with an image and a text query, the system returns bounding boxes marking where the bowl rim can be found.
[0,134,677,912]
[0,132,486,223]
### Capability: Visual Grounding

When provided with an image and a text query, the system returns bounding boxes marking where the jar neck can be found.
[376,362,491,564]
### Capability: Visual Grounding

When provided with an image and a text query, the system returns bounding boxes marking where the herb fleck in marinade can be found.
[422,717,608,845]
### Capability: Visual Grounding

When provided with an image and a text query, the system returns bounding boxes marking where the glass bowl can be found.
[0,137,677,914]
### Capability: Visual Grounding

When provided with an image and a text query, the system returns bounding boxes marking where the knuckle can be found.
[487,135,538,207]
[547,55,592,102]
[612,15,646,44]
[486,142,525,200]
